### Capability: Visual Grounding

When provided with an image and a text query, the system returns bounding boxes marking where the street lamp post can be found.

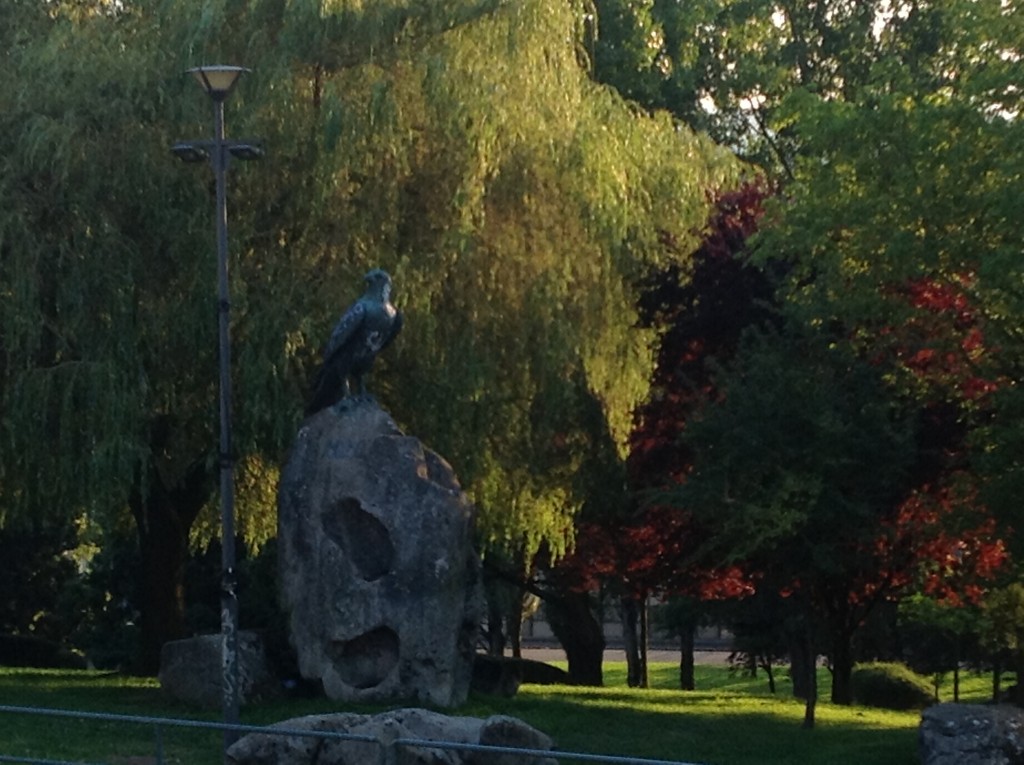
[172,65,262,759]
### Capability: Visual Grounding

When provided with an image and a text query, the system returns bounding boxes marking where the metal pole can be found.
[212,96,241,755]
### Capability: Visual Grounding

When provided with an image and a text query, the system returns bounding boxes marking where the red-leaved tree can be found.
[551,182,774,686]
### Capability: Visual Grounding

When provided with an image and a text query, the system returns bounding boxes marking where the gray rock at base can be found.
[278,398,484,707]
[226,708,556,765]
[158,631,275,708]
[471,715,556,765]
[919,703,1024,765]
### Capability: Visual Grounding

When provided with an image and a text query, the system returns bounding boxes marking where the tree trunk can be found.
[130,455,211,675]
[1013,649,1024,706]
[830,634,854,705]
[547,591,605,686]
[679,626,696,690]
[760,654,776,694]
[486,598,505,657]
[790,634,813,700]
[639,596,649,688]
[621,596,643,688]
[803,667,818,730]
[993,659,1002,703]
[797,628,817,729]
[135,511,186,674]
[507,593,524,659]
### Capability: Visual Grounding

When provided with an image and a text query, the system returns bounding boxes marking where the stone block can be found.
[158,631,275,708]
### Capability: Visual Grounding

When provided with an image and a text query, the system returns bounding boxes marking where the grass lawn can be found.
[0,661,994,765]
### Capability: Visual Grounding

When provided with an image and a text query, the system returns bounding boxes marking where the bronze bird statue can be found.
[305,269,403,416]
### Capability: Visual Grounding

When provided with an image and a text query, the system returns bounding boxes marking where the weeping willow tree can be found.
[0,0,737,669]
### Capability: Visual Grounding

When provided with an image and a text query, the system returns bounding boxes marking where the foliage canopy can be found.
[0,0,737,566]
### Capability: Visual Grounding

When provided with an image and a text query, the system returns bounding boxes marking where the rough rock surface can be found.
[227,708,556,765]
[278,398,483,706]
[919,703,1024,765]
[158,631,274,708]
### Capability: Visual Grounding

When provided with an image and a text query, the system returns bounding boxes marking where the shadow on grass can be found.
[466,691,918,765]
[1,668,919,765]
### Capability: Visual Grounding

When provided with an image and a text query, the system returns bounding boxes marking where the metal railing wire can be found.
[0,758,106,765]
[0,704,707,765]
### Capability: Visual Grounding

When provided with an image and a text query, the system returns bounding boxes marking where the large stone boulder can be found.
[278,398,483,706]
[227,708,556,765]
[158,631,275,708]
[919,703,1024,765]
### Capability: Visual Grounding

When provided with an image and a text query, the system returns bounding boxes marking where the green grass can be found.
[0,663,996,765]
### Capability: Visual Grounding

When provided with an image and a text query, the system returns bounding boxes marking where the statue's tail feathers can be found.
[305,364,340,417]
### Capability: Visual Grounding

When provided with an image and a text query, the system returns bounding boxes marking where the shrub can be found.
[0,635,86,669]
[850,662,934,710]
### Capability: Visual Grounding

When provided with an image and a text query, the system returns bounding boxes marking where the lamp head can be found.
[171,142,209,163]
[187,65,250,102]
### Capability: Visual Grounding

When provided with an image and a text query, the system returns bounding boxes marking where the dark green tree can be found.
[749,0,1024,553]
[899,594,982,702]
[677,326,918,718]
[0,525,79,642]
[588,0,1018,183]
